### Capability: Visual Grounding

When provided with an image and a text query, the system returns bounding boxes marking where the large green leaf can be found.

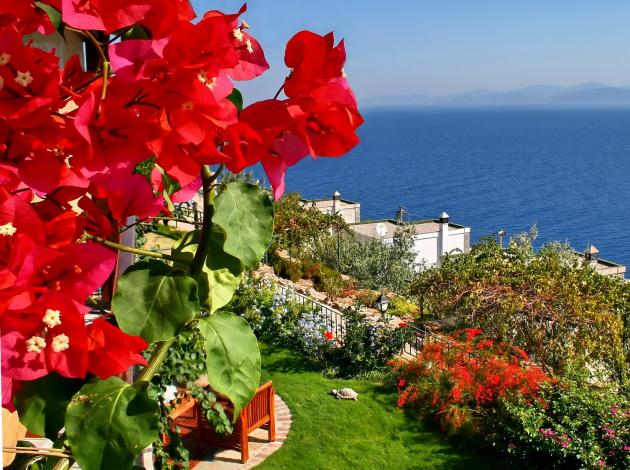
[172,229,243,313]
[198,312,261,419]
[65,377,159,470]
[13,374,84,439]
[213,182,274,270]
[112,260,199,342]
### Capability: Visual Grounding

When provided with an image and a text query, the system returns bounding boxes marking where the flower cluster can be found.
[1,1,361,409]
[391,329,550,433]
[0,187,146,408]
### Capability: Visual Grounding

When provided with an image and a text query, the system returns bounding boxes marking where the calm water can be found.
[278,107,630,267]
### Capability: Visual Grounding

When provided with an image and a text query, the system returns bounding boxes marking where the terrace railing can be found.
[273,283,347,339]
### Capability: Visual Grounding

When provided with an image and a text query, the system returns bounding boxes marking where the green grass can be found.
[256,344,498,470]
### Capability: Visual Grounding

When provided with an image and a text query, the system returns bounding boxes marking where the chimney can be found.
[332,191,341,216]
[438,211,449,263]
[395,206,405,224]
[585,245,599,268]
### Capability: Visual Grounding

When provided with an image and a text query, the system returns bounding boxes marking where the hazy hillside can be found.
[363,83,630,107]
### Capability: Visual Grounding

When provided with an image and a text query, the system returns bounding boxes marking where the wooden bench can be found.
[166,381,276,465]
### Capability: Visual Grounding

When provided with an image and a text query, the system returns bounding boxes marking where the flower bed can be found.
[392,329,630,468]
[227,278,412,377]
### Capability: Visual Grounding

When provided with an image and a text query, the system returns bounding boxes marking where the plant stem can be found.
[190,165,216,277]
[135,165,220,383]
[273,83,285,100]
[136,338,175,382]
[85,234,189,264]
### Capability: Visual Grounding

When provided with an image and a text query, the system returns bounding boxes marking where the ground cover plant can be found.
[255,344,498,470]
[1,2,362,469]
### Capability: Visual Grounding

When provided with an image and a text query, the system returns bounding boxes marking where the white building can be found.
[350,212,471,269]
[302,191,361,224]
[303,192,471,269]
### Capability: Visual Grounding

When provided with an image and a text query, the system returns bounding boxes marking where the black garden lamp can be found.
[375,292,389,314]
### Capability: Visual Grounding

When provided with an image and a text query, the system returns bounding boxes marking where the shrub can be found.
[392,329,550,435]
[311,264,344,298]
[273,257,304,282]
[313,224,417,294]
[300,258,321,279]
[227,279,411,377]
[411,232,630,382]
[489,370,630,469]
[354,289,379,308]
[388,296,419,317]
[326,306,414,377]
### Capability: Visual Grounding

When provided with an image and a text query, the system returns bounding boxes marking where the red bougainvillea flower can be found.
[1,293,91,380]
[202,4,269,81]
[0,0,59,35]
[86,317,148,378]
[324,331,334,341]
[284,31,346,97]
[62,0,195,36]
[1,0,362,395]
[0,28,60,128]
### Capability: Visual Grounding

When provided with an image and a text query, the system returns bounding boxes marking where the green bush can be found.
[273,258,303,283]
[327,305,414,378]
[301,258,322,279]
[226,279,412,378]
[311,264,344,297]
[388,296,419,317]
[412,231,630,382]
[487,368,630,469]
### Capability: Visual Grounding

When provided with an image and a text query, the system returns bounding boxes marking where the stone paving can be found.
[195,394,291,469]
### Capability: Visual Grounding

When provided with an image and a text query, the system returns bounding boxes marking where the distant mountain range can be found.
[362,83,630,107]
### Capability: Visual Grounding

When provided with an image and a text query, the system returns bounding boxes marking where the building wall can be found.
[308,200,360,224]
[382,227,470,270]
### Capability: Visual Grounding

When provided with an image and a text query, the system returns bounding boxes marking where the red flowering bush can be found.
[392,329,550,435]
[1,2,361,469]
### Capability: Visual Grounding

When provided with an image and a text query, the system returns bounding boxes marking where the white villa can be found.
[303,192,471,269]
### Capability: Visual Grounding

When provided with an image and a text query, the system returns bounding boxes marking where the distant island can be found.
[363,82,630,107]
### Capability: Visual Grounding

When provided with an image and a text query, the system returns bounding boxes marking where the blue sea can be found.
[278,106,630,268]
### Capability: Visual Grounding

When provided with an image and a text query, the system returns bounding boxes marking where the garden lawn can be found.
[256,344,497,470]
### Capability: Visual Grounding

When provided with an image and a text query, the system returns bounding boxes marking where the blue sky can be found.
[192,1,630,102]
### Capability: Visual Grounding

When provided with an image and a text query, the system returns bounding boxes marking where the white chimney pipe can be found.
[438,211,449,263]
[332,191,341,216]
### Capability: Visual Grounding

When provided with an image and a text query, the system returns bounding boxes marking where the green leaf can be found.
[198,312,261,419]
[122,25,150,40]
[13,374,84,439]
[112,260,199,342]
[65,377,159,470]
[227,88,243,112]
[172,229,243,313]
[35,2,61,30]
[213,182,274,270]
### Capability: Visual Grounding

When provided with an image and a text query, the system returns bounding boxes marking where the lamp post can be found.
[375,292,389,319]
[497,229,506,248]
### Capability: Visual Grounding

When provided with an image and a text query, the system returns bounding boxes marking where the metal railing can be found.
[399,321,472,360]
[273,283,347,339]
